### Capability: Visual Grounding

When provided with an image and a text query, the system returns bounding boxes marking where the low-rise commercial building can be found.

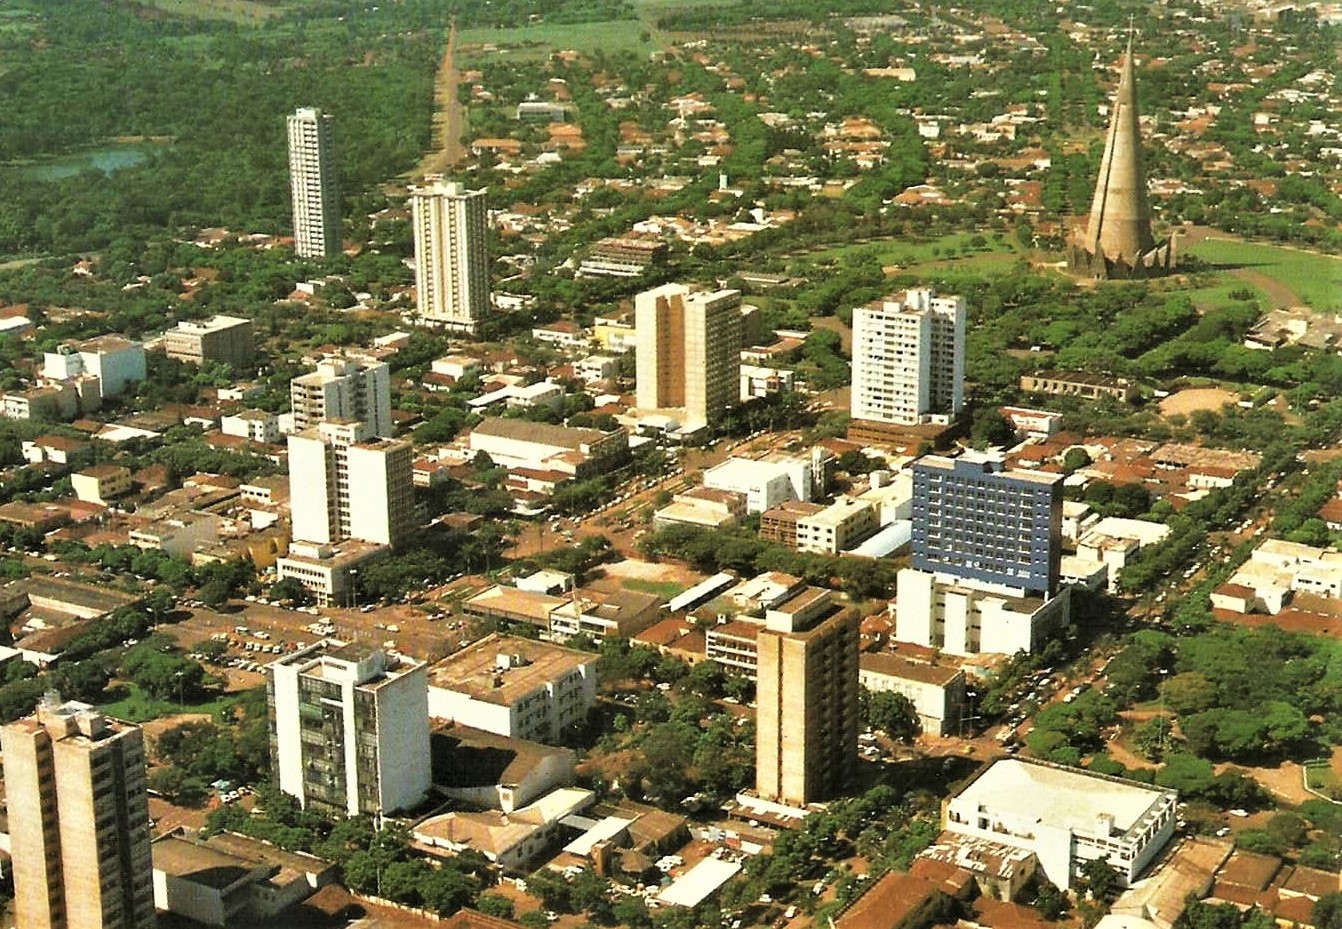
[151,830,334,927]
[549,588,662,642]
[704,455,814,514]
[944,759,1177,891]
[221,410,280,445]
[163,315,255,368]
[468,418,629,479]
[70,464,132,506]
[1077,517,1173,592]
[653,486,746,530]
[426,635,597,745]
[859,652,967,737]
[795,496,879,555]
[431,725,576,814]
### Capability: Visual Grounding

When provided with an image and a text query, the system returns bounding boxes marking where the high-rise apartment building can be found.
[2,696,155,929]
[267,641,430,817]
[290,357,393,438]
[851,288,965,427]
[287,107,341,259]
[287,419,415,549]
[910,453,1064,597]
[410,178,491,331]
[635,283,742,428]
[755,588,859,807]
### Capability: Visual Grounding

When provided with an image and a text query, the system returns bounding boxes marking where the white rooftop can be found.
[657,857,742,908]
[955,760,1172,837]
[562,815,635,857]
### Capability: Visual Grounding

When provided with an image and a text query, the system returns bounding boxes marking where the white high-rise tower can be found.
[851,288,965,427]
[287,107,341,259]
[410,178,491,332]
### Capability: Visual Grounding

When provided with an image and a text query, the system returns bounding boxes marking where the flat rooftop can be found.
[427,634,590,704]
[860,651,962,686]
[955,759,1174,837]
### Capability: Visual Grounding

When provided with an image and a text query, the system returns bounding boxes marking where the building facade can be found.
[635,283,742,427]
[2,697,155,929]
[859,652,967,737]
[795,497,879,555]
[43,336,147,400]
[911,453,1064,597]
[287,107,341,259]
[290,357,393,438]
[755,589,859,806]
[851,289,965,427]
[267,641,430,817]
[410,179,491,331]
[163,315,255,368]
[895,568,1073,656]
[287,419,414,549]
[426,635,597,745]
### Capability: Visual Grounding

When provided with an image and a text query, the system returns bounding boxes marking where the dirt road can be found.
[417,20,465,179]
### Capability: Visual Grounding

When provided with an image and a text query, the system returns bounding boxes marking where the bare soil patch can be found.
[1159,387,1237,417]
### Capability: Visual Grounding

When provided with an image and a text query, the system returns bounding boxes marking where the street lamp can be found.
[174,669,185,713]
[349,569,359,611]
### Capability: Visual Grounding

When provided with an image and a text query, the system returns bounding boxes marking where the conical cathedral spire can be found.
[1070,37,1174,279]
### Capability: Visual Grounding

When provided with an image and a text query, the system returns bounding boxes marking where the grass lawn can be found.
[1183,238,1342,311]
[458,19,654,58]
[621,577,684,599]
[100,683,239,724]
[1305,760,1339,793]
[798,232,1018,268]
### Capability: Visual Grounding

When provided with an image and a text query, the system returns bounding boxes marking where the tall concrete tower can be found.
[2,698,155,929]
[288,107,341,259]
[410,178,492,332]
[634,283,742,429]
[1070,39,1174,279]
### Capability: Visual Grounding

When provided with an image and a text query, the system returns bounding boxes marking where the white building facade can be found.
[267,641,430,817]
[287,420,414,548]
[944,759,1177,891]
[287,107,341,259]
[410,179,491,331]
[851,288,965,426]
[290,357,393,438]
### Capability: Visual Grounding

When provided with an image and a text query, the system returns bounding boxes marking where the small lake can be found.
[20,144,165,181]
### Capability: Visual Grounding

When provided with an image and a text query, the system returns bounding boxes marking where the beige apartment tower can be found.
[635,283,742,428]
[410,178,491,331]
[2,696,155,929]
[287,107,341,259]
[755,589,860,806]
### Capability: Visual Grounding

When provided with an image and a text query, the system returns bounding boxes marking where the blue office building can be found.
[911,454,1064,597]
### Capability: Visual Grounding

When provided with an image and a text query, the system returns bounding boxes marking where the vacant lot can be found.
[1159,387,1237,417]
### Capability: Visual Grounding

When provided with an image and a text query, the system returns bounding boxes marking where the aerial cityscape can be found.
[0,0,1339,928]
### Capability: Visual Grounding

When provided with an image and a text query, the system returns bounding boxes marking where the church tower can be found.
[1070,38,1174,279]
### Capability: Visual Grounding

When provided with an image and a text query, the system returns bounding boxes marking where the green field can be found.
[458,19,654,58]
[130,0,290,21]
[1183,238,1342,311]
[621,578,685,599]
[100,683,239,724]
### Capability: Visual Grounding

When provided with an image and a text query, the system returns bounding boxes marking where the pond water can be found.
[21,144,163,181]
